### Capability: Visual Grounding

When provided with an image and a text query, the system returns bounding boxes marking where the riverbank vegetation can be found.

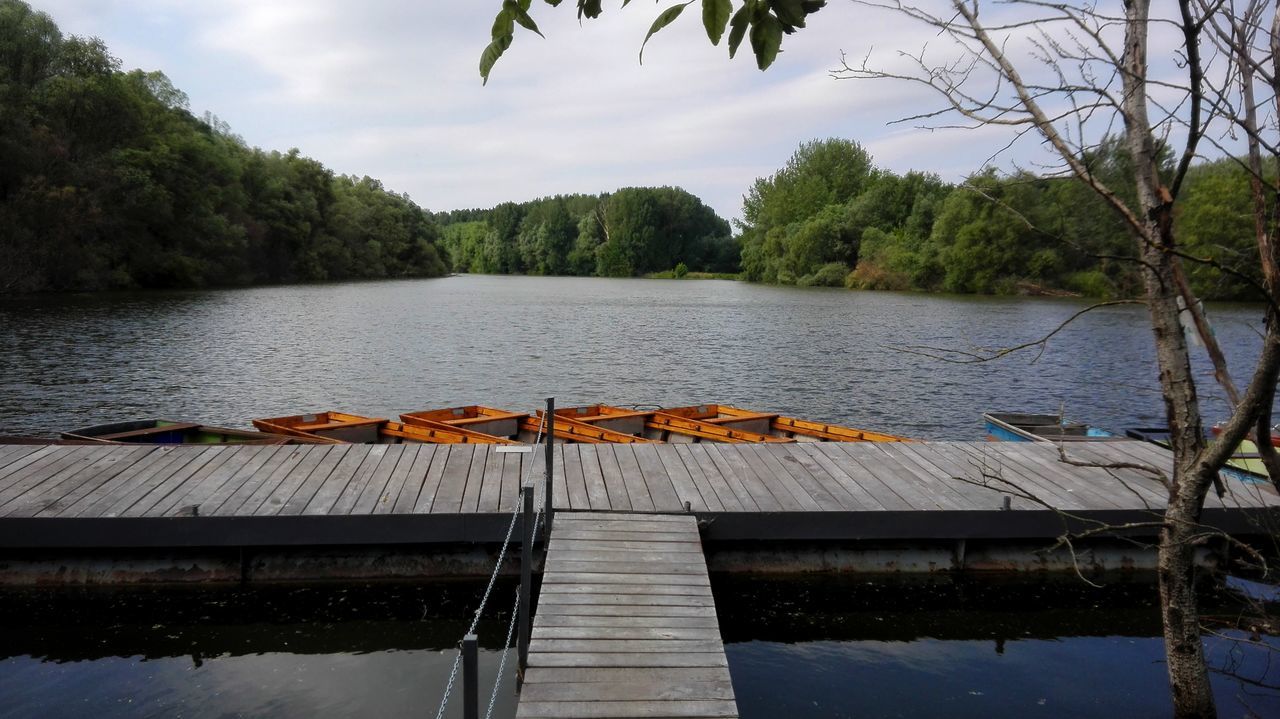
[740,138,1261,300]
[0,1,447,293]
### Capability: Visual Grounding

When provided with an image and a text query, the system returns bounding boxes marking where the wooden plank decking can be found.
[518,511,737,719]
[0,441,1276,548]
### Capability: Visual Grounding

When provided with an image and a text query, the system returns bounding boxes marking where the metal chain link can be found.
[433,650,464,719]
[434,410,549,718]
[484,587,522,719]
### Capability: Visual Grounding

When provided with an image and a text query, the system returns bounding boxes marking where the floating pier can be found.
[0,440,1275,551]
[518,512,736,719]
[3,439,1278,718]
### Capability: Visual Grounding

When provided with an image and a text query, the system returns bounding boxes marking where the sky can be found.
[28,1,1172,222]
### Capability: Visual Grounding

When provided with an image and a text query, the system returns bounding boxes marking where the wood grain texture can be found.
[517,512,737,719]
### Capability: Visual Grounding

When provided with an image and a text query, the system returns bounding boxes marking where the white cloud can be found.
[27,1,1212,221]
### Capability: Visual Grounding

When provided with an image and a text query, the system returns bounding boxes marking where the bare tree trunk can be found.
[1121,2,1216,715]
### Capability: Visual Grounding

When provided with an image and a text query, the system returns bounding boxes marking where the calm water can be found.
[2,276,1278,717]
[0,275,1270,438]
[0,578,1276,718]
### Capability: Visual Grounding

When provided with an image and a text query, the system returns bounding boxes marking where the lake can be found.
[1,275,1277,717]
[0,274,1268,438]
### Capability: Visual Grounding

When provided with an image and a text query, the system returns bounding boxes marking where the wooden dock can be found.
[0,441,1277,548]
[518,511,737,719]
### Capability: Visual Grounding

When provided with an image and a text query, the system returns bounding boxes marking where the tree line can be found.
[740,137,1262,300]
[0,1,447,293]
[436,187,738,278]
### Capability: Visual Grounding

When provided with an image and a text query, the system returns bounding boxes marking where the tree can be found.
[488,2,1280,716]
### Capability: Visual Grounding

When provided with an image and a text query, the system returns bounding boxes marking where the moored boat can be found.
[252,411,515,444]
[660,404,911,442]
[555,405,794,443]
[399,406,657,444]
[983,412,1122,443]
[61,419,334,445]
[1127,426,1269,481]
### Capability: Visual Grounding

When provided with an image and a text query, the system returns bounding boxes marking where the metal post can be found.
[518,485,533,675]
[462,633,478,719]
[544,397,555,535]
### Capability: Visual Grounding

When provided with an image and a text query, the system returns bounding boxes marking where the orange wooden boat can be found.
[252,411,514,444]
[661,404,911,442]
[554,405,794,443]
[400,406,656,444]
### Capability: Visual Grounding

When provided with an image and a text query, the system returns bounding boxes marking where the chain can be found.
[433,649,463,719]
[433,409,549,718]
[484,587,522,719]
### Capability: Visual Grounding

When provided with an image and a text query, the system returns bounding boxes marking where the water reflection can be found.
[0,581,518,719]
[713,574,1280,718]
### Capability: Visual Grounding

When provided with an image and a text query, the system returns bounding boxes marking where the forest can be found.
[0,1,450,292]
[435,188,737,278]
[739,138,1262,300]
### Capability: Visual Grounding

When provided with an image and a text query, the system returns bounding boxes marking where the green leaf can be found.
[640,2,693,64]
[727,3,750,58]
[578,0,603,19]
[511,3,545,36]
[749,13,782,70]
[544,0,564,6]
[479,34,513,84]
[702,0,732,45]
[770,0,806,27]
[491,8,514,38]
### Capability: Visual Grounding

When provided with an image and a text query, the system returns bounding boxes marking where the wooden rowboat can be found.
[983,412,1123,443]
[400,406,655,444]
[661,404,910,442]
[253,411,514,444]
[62,419,333,445]
[555,405,794,443]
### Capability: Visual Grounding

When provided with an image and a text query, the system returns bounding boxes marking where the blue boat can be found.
[983,412,1121,443]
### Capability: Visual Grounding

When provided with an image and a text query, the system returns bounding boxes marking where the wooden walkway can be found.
[0,441,1276,547]
[518,511,737,719]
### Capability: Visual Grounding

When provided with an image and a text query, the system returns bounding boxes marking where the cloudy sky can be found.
[32,2,1108,221]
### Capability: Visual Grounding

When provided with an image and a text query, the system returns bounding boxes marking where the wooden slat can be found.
[215,445,311,516]
[153,446,272,517]
[703,444,782,511]
[327,445,394,515]
[123,447,237,518]
[675,445,747,512]
[562,443,591,511]
[249,446,340,516]
[263,444,355,516]
[189,446,285,516]
[740,443,838,510]
[399,445,442,513]
[595,445,631,512]
[2,446,153,518]
[896,443,1037,511]
[347,444,407,515]
[293,445,374,516]
[459,443,489,513]
[429,444,475,513]
[864,443,981,510]
[782,444,883,511]
[611,446,656,512]
[631,445,684,512]
[58,446,186,517]
[810,443,916,511]
[578,445,612,510]
[478,443,507,512]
